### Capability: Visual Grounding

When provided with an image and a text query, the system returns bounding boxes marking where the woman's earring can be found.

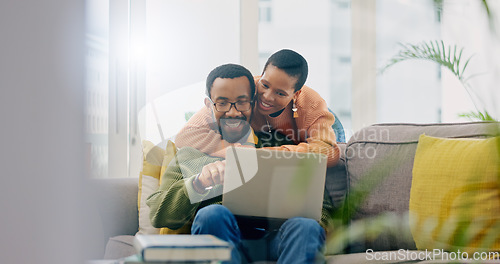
[292,98,298,118]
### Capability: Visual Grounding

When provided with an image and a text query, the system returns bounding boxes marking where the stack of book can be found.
[119,234,232,264]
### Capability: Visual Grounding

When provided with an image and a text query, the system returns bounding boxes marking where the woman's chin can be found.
[256,107,267,115]
[257,102,274,115]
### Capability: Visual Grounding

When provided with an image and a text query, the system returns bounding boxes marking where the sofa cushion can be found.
[89,177,139,258]
[344,122,499,252]
[103,235,135,260]
[410,134,499,252]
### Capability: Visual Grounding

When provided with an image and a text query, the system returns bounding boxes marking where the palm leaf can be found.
[481,0,496,33]
[380,40,494,120]
[433,0,496,34]
[458,110,496,121]
[380,40,474,85]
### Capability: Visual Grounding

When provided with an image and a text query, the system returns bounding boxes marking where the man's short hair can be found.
[206,64,256,100]
[262,49,308,92]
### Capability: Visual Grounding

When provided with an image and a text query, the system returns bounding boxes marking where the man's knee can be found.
[194,204,233,226]
[282,217,325,237]
[191,204,241,249]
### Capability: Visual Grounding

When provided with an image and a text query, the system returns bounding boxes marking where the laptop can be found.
[222,147,327,228]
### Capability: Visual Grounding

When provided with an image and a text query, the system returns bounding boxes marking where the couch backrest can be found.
[344,122,499,252]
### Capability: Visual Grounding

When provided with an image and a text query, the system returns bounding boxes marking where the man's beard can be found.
[219,117,252,143]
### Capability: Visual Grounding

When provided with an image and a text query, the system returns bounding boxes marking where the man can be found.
[147,64,331,263]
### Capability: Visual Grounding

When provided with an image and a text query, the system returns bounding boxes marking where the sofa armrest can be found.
[88,177,138,258]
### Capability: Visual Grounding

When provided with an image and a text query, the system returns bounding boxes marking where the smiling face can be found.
[209,76,253,143]
[256,65,299,116]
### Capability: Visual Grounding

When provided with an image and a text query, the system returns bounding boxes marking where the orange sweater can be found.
[175,79,340,167]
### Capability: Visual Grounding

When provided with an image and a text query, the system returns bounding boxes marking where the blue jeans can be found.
[191,204,326,264]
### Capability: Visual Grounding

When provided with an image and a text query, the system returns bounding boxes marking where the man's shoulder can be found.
[176,146,208,157]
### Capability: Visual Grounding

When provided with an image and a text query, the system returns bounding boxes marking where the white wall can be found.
[376,0,441,124]
[0,0,93,262]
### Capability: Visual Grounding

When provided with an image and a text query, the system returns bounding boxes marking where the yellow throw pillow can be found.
[137,140,178,235]
[159,140,177,186]
[410,134,500,253]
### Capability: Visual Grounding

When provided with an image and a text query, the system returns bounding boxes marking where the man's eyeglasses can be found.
[208,98,253,113]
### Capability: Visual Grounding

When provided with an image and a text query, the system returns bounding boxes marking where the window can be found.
[85,0,109,178]
[259,0,353,137]
[375,0,441,124]
[259,0,273,23]
[352,0,499,130]
[85,0,242,178]
[85,0,500,177]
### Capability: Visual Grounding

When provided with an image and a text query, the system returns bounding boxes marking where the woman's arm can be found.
[280,122,340,167]
[174,107,229,158]
[266,87,340,167]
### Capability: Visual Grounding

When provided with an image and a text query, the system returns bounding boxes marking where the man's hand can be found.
[198,160,226,189]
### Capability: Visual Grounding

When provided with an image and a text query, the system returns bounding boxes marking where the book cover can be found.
[134,235,231,262]
[119,254,213,264]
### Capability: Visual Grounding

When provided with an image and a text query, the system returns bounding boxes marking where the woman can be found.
[175,49,339,167]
